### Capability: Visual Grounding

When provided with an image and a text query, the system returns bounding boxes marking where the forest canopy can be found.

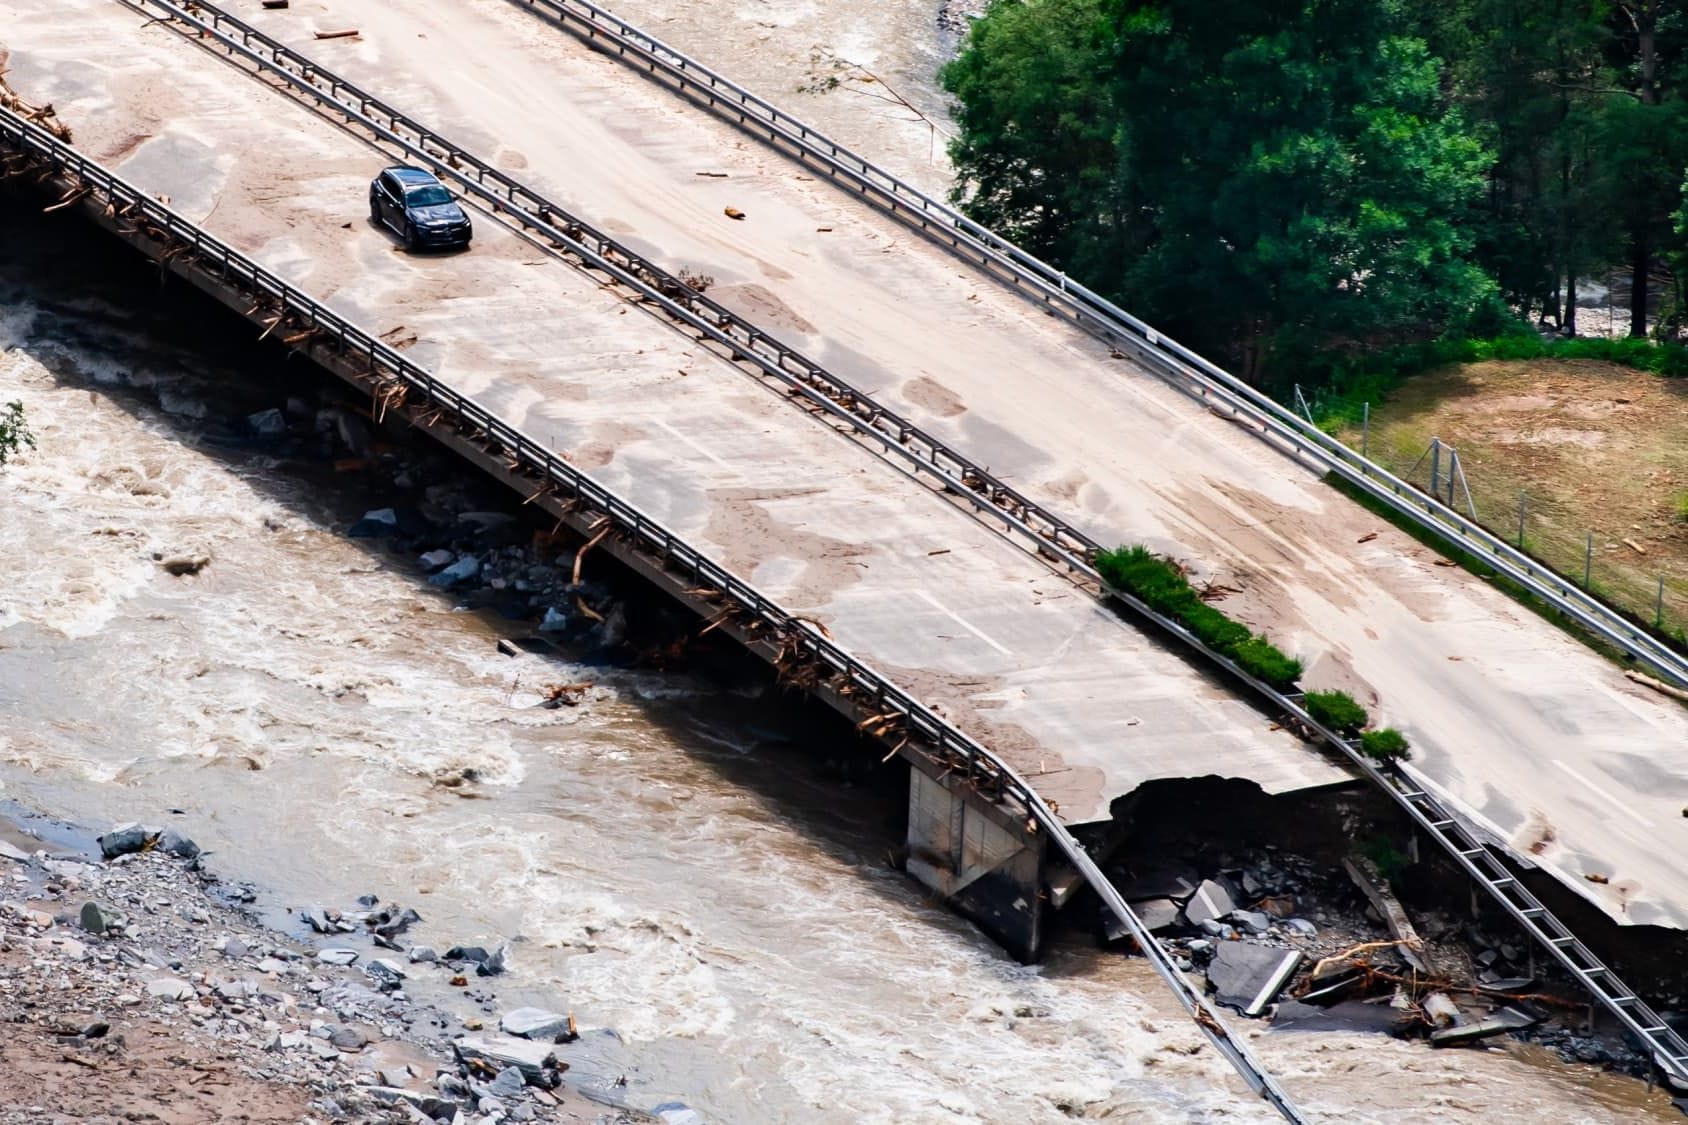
[941,0,1688,383]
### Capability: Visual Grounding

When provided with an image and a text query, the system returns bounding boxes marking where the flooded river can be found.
[0,203,1678,1125]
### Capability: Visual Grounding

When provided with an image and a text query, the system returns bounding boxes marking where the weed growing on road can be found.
[1097,544,1413,758]
[1360,728,1411,762]
[1303,690,1370,736]
[1096,545,1302,689]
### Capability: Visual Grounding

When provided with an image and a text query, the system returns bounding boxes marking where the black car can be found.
[369,166,472,251]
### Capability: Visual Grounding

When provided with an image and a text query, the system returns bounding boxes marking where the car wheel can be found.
[403,222,420,251]
[369,196,382,225]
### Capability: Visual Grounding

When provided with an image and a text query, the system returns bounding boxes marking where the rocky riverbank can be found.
[0,806,683,1125]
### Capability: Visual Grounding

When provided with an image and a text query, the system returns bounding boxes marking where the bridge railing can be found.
[514,0,1688,693]
[0,104,1306,1119]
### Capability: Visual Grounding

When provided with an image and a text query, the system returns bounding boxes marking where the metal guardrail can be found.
[118,0,1688,1088]
[507,0,1688,695]
[113,0,1100,592]
[0,103,1307,1120]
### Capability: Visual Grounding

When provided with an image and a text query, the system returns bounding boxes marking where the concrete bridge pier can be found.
[905,765,1046,962]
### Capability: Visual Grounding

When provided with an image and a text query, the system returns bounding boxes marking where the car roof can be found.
[385,166,441,186]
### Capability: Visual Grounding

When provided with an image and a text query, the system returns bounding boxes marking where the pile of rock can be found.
[0,813,668,1124]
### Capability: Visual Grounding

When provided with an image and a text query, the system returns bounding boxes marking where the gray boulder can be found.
[247,408,287,437]
[452,1035,559,1084]
[1230,909,1272,935]
[500,1007,573,1042]
[428,556,480,588]
[349,509,399,539]
[97,823,160,860]
[147,977,194,1002]
[159,830,200,860]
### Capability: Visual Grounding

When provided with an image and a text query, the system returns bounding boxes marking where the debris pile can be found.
[1105,848,1675,1080]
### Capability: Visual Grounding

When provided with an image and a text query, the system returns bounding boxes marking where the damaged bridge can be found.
[9,0,1688,1110]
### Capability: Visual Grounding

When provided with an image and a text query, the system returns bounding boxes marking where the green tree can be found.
[943,0,1496,381]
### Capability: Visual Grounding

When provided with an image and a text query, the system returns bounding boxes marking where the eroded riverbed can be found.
[2,177,1683,1124]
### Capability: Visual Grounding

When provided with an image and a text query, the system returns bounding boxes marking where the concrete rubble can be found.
[1101,839,1683,1086]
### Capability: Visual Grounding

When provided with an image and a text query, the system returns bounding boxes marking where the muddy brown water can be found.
[0,211,1679,1124]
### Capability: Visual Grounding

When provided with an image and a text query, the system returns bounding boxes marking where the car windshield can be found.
[405,185,453,207]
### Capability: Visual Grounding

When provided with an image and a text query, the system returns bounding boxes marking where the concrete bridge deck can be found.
[7,0,1688,939]
[0,0,1350,834]
[176,0,1688,931]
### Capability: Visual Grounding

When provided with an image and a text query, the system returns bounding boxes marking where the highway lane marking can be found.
[917,590,1011,656]
[654,419,731,468]
[1553,759,1655,829]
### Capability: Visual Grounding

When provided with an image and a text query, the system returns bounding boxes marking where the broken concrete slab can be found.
[1429,1005,1542,1046]
[1342,856,1427,972]
[1131,898,1182,933]
[1208,943,1302,1017]
[1272,999,1410,1035]
[1183,879,1235,927]
[1117,866,1200,903]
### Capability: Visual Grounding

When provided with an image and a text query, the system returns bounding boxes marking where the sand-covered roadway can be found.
[0,0,1353,830]
[125,0,1688,931]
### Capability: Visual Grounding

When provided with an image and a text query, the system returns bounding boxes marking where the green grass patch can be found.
[1676,491,1688,523]
[1096,543,1428,753]
[1096,545,1303,690]
[1303,689,1370,735]
[1288,332,1688,433]
[1360,728,1411,762]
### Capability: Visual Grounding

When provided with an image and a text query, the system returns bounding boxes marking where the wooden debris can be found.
[1356,531,1378,544]
[723,206,745,220]
[314,28,359,40]
[1622,537,1647,556]
[694,171,728,178]
[1342,856,1428,972]
[1584,872,1610,885]
[261,0,289,8]
[1624,669,1688,705]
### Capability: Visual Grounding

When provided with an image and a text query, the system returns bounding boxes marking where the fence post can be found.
[1429,438,1442,498]
[1584,532,1593,590]
[1658,576,1667,629]
[1517,492,1527,548]
[1361,401,1370,461]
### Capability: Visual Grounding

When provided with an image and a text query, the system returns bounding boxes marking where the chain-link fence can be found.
[1298,387,1688,651]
